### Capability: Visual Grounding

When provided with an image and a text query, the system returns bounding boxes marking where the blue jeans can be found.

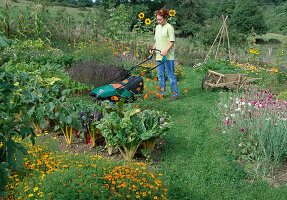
[157,60,179,96]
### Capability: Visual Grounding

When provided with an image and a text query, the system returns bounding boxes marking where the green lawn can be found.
[144,67,287,199]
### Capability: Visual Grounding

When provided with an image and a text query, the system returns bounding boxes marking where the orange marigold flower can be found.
[156,86,160,90]
[111,96,119,101]
[135,105,139,109]
[139,82,143,85]
[63,184,67,187]
[154,196,158,199]
[146,78,150,81]
[161,88,165,92]
[154,78,158,81]
[178,120,181,123]
[184,89,187,93]
[136,87,141,91]
[144,94,148,99]
[148,91,152,95]
[142,73,145,76]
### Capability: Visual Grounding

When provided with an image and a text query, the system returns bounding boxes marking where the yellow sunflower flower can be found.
[169,10,176,16]
[145,18,151,25]
[138,12,144,19]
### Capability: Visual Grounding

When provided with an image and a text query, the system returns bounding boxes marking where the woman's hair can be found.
[157,7,169,19]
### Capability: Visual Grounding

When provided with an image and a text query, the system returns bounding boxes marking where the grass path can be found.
[153,67,287,200]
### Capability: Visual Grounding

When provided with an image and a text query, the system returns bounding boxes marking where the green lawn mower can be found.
[90,49,166,101]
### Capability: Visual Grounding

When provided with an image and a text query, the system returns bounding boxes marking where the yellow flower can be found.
[34,187,39,192]
[138,12,144,19]
[28,194,33,197]
[169,10,176,16]
[145,18,151,25]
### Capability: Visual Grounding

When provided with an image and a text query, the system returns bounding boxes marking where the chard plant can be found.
[95,100,171,161]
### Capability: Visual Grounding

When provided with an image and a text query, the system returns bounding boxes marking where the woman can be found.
[150,8,179,101]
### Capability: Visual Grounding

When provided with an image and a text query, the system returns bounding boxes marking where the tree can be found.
[177,0,208,36]
[231,0,267,35]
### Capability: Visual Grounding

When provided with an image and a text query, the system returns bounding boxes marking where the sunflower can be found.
[169,10,176,16]
[138,12,144,19]
[145,18,151,25]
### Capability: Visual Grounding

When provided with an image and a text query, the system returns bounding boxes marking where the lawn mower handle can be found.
[148,49,167,63]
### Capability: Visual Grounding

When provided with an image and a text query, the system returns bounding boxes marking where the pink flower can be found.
[214,130,217,133]
[233,121,236,124]
[241,129,245,133]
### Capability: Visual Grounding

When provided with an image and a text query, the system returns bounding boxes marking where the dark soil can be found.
[48,130,166,166]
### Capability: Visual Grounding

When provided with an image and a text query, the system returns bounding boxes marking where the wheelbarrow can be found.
[201,70,262,92]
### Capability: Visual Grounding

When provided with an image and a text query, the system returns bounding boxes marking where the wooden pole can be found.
[221,15,226,58]
[204,16,228,63]
[223,16,232,64]
[215,25,224,59]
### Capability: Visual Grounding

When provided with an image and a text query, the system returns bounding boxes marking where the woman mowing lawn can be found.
[150,7,179,101]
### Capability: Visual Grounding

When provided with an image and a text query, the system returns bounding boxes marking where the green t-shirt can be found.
[154,23,175,61]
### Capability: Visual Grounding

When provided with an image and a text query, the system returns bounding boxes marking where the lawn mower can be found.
[81,50,165,144]
[90,49,166,101]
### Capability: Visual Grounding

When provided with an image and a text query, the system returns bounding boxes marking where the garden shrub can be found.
[196,58,244,75]
[0,39,73,66]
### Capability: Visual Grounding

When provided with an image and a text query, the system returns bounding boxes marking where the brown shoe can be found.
[170,96,179,101]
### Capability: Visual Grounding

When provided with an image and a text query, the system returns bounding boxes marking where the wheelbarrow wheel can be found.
[201,74,214,92]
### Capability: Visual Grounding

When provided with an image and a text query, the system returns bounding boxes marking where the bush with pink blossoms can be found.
[217,88,287,176]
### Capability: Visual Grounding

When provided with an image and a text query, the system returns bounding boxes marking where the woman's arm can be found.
[160,41,174,57]
[150,43,157,55]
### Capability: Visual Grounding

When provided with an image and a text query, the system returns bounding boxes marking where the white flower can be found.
[230,114,235,118]
[248,103,252,107]
[224,104,228,108]
[242,102,245,105]
[236,101,239,104]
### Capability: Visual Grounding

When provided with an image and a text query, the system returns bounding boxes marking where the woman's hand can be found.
[160,49,168,57]
[149,49,154,55]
